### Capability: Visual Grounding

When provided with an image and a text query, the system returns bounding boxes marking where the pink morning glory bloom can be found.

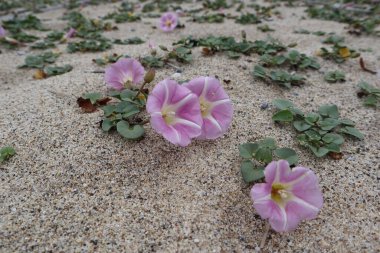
[159,12,178,32]
[184,77,233,139]
[251,160,323,232]
[147,79,203,147]
[105,58,145,90]
[65,27,76,39]
[0,26,6,38]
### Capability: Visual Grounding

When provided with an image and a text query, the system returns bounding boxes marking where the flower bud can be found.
[144,69,155,83]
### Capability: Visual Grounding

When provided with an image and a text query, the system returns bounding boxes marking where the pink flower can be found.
[159,12,178,32]
[147,79,203,146]
[0,26,6,38]
[65,28,76,39]
[184,77,233,139]
[251,160,323,232]
[105,58,145,90]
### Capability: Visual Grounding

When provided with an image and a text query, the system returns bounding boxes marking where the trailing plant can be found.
[357,81,380,107]
[271,99,364,157]
[239,138,298,183]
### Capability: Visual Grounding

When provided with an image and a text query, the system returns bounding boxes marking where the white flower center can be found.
[165,20,172,27]
[200,98,211,117]
[162,107,176,125]
[123,75,133,88]
[271,183,293,206]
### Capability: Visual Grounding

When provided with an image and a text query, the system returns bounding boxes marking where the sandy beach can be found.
[1,1,379,252]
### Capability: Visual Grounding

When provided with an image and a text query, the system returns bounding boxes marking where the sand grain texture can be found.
[0,1,379,252]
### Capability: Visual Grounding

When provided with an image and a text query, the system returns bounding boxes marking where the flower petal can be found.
[251,183,271,203]
[210,101,233,131]
[184,76,233,139]
[204,77,229,102]
[150,114,188,146]
[0,26,6,37]
[290,167,323,211]
[159,12,178,32]
[264,160,291,184]
[183,77,206,97]
[104,64,124,90]
[116,58,144,84]
[147,79,202,146]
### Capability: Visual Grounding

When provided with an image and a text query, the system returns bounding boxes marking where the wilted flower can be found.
[251,160,323,232]
[105,58,145,90]
[184,77,233,139]
[0,26,6,38]
[147,79,203,146]
[159,12,178,32]
[65,27,76,39]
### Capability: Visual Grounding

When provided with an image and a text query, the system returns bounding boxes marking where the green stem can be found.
[133,81,148,101]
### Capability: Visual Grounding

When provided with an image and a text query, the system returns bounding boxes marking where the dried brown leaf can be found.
[359,57,377,74]
[77,97,97,113]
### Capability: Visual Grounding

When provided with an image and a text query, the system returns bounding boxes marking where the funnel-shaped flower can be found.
[65,27,76,39]
[147,79,203,146]
[0,26,6,38]
[251,160,323,232]
[105,58,145,90]
[184,77,233,139]
[159,12,178,32]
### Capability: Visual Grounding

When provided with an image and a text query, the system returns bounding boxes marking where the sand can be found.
[1,1,379,252]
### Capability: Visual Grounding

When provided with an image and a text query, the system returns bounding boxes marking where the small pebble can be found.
[171,73,181,79]
[260,102,269,110]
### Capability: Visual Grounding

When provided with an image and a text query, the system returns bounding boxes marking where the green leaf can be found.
[67,39,112,53]
[120,89,137,101]
[101,105,116,117]
[44,64,73,76]
[293,120,311,132]
[254,147,273,163]
[116,121,145,140]
[318,104,339,118]
[297,134,308,146]
[108,90,121,98]
[318,118,340,131]
[113,37,144,45]
[305,129,321,141]
[227,51,241,59]
[322,133,344,145]
[19,51,60,69]
[363,95,378,107]
[240,161,264,183]
[252,65,267,78]
[340,126,364,140]
[259,138,277,149]
[309,145,329,157]
[235,13,261,25]
[274,148,298,165]
[30,41,56,50]
[272,99,294,110]
[83,92,102,104]
[324,143,341,152]
[45,31,64,41]
[339,119,355,126]
[0,146,16,162]
[272,109,294,122]
[238,143,259,159]
[101,119,114,131]
[115,101,140,116]
[324,70,345,83]
[305,113,321,124]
